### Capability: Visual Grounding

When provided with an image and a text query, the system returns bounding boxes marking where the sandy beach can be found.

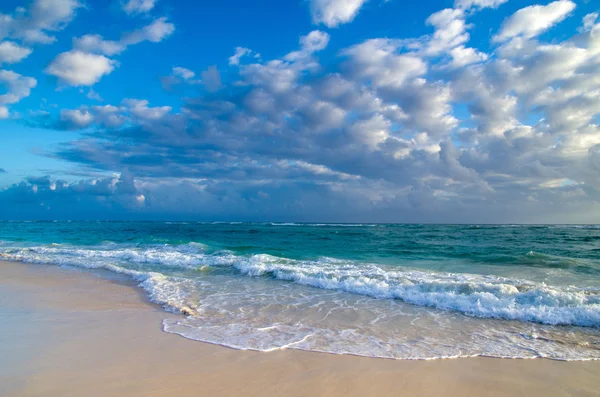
[1,259,599,397]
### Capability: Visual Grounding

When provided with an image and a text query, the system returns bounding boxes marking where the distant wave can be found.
[268,222,378,227]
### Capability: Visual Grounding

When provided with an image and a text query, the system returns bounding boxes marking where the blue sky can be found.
[1,0,600,222]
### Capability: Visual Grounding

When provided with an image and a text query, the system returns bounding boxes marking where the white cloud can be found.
[60,108,93,128]
[87,88,102,101]
[347,114,390,150]
[0,41,32,64]
[240,61,302,93]
[122,0,158,15]
[300,30,330,53]
[73,34,125,56]
[91,104,126,128]
[425,8,469,56]
[160,66,200,90]
[51,17,174,87]
[342,39,427,87]
[285,30,330,61]
[172,66,195,80]
[45,51,117,86]
[427,7,464,27]
[0,70,37,106]
[493,0,576,42]
[0,15,11,41]
[580,12,598,32]
[411,6,488,69]
[123,99,171,121]
[73,18,174,56]
[0,106,8,119]
[56,99,173,129]
[237,31,331,94]
[310,0,368,28]
[229,47,252,66]
[2,0,83,44]
[122,17,174,45]
[448,45,487,67]
[454,0,508,10]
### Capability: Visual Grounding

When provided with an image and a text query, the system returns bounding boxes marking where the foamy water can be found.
[1,222,599,360]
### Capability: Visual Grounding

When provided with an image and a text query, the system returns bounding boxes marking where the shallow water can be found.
[1,221,599,360]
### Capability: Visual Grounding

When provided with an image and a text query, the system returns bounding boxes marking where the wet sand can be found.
[1,260,599,397]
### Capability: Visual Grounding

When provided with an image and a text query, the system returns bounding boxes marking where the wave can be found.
[0,246,204,317]
[229,255,600,327]
[267,222,378,227]
[1,245,599,328]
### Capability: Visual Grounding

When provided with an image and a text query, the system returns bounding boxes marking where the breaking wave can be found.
[1,244,599,328]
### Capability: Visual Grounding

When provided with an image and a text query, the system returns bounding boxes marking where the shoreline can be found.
[1,260,599,397]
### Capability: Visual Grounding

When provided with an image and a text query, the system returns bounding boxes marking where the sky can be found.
[0,0,599,222]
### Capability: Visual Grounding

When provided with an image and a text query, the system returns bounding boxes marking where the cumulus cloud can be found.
[235,30,330,94]
[310,0,368,28]
[493,0,576,42]
[60,108,94,129]
[89,104,127,128]
[454,0,508,10]
[72,17,175,56]
[0,70,37,117]
[425,8,470,55]
[50,17,174,87]
[160,66,200,90]
[87,88,102,101]
[39,98,173,130]
[447,45,487,68]
[45,51,117,86]
[123,17,175,45]
[73,34,124,56]
[123,98,172,120]
[0,0,81,45]
[580,12,598,32]
[300,30,330,52]
[342,39,426,87]
[229,47,253,66]
[122,0,158,15]
[285,30,330,61]
[172,66,195,80]
[0,41,32,64]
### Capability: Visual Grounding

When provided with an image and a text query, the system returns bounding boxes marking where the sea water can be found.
[1,221,599,360]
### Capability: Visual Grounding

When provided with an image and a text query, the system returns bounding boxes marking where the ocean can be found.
[1,221,599,360]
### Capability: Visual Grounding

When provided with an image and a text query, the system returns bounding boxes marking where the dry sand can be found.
[1,260,599,397]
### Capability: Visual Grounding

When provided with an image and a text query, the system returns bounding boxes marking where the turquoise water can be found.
[1,222,599,360]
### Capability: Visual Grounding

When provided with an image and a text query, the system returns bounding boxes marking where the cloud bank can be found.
[3,1,600,222]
